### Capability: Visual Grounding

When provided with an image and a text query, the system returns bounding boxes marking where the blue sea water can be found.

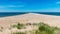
[35,12,60,16]
[0,12,27,17]
[0,12,60,17]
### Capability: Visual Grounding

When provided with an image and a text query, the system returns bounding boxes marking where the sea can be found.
[0,12,60,17]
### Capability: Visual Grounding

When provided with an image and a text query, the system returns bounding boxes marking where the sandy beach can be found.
[0,13,60,34]
[0,13,60,27]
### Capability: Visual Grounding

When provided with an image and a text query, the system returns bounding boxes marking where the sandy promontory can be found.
[0,13,60,34]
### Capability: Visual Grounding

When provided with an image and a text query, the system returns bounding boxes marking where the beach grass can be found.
[11,22,60,34]
[12,23,24,29]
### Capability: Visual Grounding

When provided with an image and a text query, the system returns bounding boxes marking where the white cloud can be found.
[0,5,24,8]
[56,2,60,4]
[7,5,24,8]
[0,6,6,8]
[7,5,16,7]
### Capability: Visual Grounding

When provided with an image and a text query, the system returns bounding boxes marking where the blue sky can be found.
[0,0,60,12]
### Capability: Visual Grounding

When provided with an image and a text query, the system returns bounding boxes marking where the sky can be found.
[0,0,60,12]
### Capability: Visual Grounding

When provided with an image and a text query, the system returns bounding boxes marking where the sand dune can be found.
[0,13,60,34]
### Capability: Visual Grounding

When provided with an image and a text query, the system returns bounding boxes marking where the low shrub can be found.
[12,23,24,29]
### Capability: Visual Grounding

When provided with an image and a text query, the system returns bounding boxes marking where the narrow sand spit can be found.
[0,13,60,34]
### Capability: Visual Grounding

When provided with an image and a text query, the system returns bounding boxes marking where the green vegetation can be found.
[11,22,60,34]
[0,26,3,32]
[28,22,60,34]
[16,23,24,29]
[12,23,24,29]
[35,23,55,34]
